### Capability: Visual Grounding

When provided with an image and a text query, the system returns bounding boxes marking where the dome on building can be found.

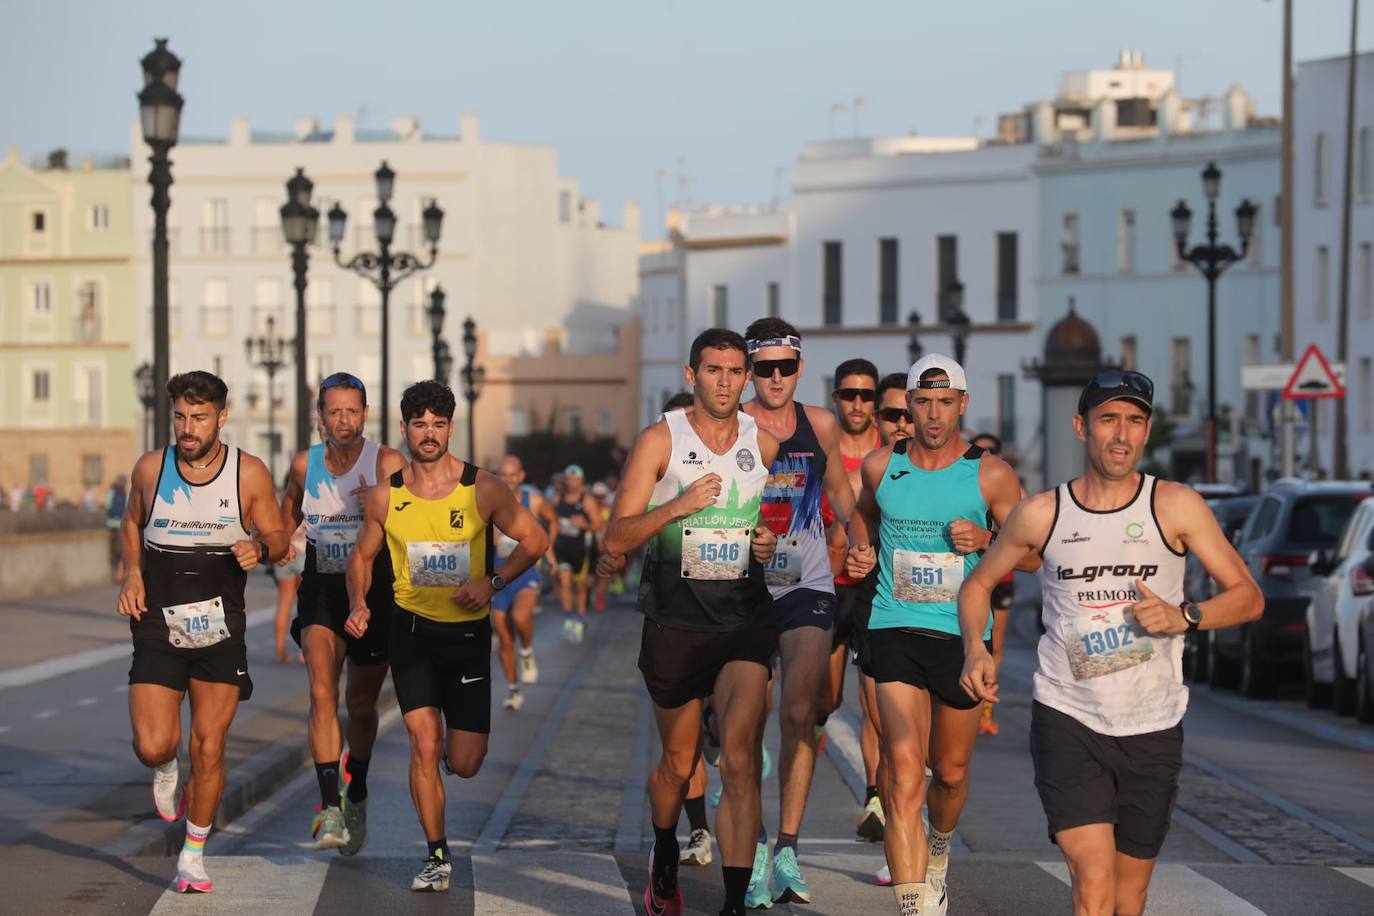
[1043,301,1101,366]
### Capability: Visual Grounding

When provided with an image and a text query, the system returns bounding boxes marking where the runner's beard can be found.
[176,434,218,463]
[840,410,873,435]
[411,440,449,464]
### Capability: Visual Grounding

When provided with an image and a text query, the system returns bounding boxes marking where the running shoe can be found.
[503,687,525,711]
[813,724,828,757]
[856,795,885,842]
[520,652,539,685]
[744,841,773,909]
[644,847,684,916]
[761,746,772,781]
[411,850,452,892]
[341,797,368,856]
[926,851,950,916]
[709,785,723,807]
[679,828,712,866]
[153,758,184,822]
[562,618,575,642]
[311,805,349,851]
[770,847,811,904]
[875,864,892,886]
[174,857,213,894]
[572,620,586,643]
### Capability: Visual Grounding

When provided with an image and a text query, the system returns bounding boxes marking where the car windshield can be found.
[1287,495,1370,545]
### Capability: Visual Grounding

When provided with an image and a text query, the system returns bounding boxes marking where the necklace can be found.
[183,441,222,470]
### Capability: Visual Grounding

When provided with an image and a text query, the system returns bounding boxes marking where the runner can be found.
[958,369,1263,916]
[272,519,306,663]
[117,371,288,893]
[737,318,856,907]
[844,354,1032,916]
[966,432,1015,737]
[345,380,547,892]
[591,481,614,611]
[493,454,546,711]
[280,372,405,855]
[602,328,779,916]
[549,464,601,643]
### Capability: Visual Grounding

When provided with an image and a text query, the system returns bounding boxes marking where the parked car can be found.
[1305,498,1374,716]
[1184,495,1259,682]
[1357,555,1374,723]
[1214,479,1373,698]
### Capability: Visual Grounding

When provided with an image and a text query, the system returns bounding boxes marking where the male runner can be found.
[345,381,547,892]
[845,354,1032,916]
[959,370,1262,916]
[493,454,545,710]
[118,371,288,893]
[966,432,1016,737]
[280,372,405,853]
[603,328,779,916]
[549,464,601,643]
[739,318,856,906]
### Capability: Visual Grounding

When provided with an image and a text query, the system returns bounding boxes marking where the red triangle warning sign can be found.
[1282,344,1345,400]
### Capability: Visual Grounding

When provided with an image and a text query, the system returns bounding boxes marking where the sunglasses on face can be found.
[834,387,877,403]
[877,407,913,424]
[752,358,800,379]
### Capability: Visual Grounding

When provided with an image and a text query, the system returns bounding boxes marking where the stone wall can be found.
[0,529,112,599]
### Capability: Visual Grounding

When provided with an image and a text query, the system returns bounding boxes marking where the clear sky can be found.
[3,0,1370,238]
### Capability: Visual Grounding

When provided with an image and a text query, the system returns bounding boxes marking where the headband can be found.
[746,335,802,355]
[915,379,952,389]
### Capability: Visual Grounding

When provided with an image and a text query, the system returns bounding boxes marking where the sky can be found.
[2,0,1371,239]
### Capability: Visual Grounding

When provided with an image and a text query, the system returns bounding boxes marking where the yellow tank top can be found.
[384,463,492,623]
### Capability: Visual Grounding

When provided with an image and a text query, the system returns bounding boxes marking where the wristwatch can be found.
[490,574,507,592]
[1182,601,1204,632]
[257,541,269,564]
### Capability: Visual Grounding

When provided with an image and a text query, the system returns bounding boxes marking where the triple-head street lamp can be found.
[245,315,291,481]
[945,279,972,367]
[138,38,183,449]
[1171,160,1258,482]
[329,162,444,444]
[460,316,485,464]
[134,361,156,452]
[280,168,320,451]
[426,285,452,384]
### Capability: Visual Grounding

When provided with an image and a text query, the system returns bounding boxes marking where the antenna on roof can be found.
[852,96,866,137]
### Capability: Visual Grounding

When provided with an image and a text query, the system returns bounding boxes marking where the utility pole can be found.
[1333,0,1360,479]
[1279,0,1298,477]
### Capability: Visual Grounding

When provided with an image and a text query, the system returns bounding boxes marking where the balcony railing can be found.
[200,226,231,255]
[357,306,380,336]
[252,225,284,255]
[201,304,233,337]
[72,313,101,342]
[307,305,335,338]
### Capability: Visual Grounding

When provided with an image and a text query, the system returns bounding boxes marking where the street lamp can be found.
[245,315,291,481]
[138,38,183,450]
[460,316,486,464]
[1171,160,1256,482]
[906,311,924,364]
[135,361,156,452]
[427,285,448,381]
[280,168,319,452]
[330,161,443,444]
[945,279,971,366]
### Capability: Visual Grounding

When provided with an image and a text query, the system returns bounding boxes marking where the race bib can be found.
[407,541,471,587]
[558,517,581,538]
[765,537,802,588]
[681,527,751,580]
[1060,609,1156,681]
[163,596,230,649]
[892,550,962,603]
[315,536,356,574]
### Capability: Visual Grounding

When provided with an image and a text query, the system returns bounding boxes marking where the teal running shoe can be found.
[744,840,773,909]
[771,846,812,904]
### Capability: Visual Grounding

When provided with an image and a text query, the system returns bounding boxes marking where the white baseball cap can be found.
[907,353,968,392]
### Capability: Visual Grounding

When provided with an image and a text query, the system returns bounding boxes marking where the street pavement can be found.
[2,579,1374,914]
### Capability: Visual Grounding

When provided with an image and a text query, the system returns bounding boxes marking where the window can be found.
[1316,245,1330,322]
[822,241,843,325]
[996,232,1018,321]
[1359,127,1371,200]
[201,199,230,253]
[878,238,899,325]
[254,198,279,253]
[76,365,102,426]
[566,407,583,437]
[558,190,572,224]
[596,409,613,435]
[1359,242,1372,322]
[75,281,100,340]
[308,277,335,337]
[31,210,46,234]
[766,283,780,318]
[997,374,1016,445]
[1117,209,1136,273]
[1119,335,1137,371]
[1061,212,1080,275]
[936,235,958,319]
[254,278,281,334]
[1247,202,1263,266]
[31,368,51,403]
[309,354,332,387]
[202,278,231,337]
[1361,357,1373,436]
[1170,337,1191,416]
[1245,334,1261,421]
[31,281,52,316]
[1315,132,1329,206]
[1243,498,1280,543]
[90,204,110,232]
[711,284,728,327]
[82,454,103,488]
[509,407,530,437]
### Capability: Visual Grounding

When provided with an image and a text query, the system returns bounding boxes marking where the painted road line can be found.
[1336,867,1374,890]
[0,605,274,691]
[76,696,100,706]
[473,851,635,915]
[147,855,331,915]
[32,709,56,720]
[1038,862,1266,915]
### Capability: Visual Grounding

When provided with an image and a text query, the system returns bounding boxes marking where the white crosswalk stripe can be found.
[1336,867,1374,890]
[472,851,636,914]
[147,856,330,914]
[1038,861,1267,915]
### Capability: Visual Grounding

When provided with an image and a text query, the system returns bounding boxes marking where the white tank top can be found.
[302,439,379,574]
[144,444,250,549]
[1033,474,1188,736]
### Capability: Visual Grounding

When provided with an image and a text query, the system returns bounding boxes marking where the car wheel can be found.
[1357,636,1374,725]
[1303,629,1333,708]
[1333,631,1357,716]
[1240,625,1278,699]
[1208,628,1240,689]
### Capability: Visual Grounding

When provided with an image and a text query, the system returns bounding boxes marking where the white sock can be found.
[179,819,210,865]
[894,882,926,915]
[156,759,178,777]
[928,826,953,860]
[519,647,533,657]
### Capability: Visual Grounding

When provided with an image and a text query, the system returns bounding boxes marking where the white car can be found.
[1305,498,1374,715]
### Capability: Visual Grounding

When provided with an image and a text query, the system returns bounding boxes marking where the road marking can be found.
[1336,867,1374,890]
[472,851,635,915]
[32,709,55,720]
[1038,862,1266,915]
[0,726,9,734]
[76,696,100,707]
[147,855,330,915]
[0,605,273,691]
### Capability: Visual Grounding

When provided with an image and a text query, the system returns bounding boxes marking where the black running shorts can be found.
[638,617,778,709]
[129,638,254,701]
[863,627,988,711]
[1030,700,1182,860]
[773,587,836,634]
[291,546,393,665]
[389,610,492,734]
[833,582,864,650]
[554,537,589,577]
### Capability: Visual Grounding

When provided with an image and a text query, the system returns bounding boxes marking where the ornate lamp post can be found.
[138,38,183,449]
[460,316,486,464]
[329,162,443,444]
[245,315,291,481]
[135,361,156,451]
[906,311,924,365]
[427,285,448,381]
[945,279,972,367]
[1171,160,1257,482]
[281,168,319,452]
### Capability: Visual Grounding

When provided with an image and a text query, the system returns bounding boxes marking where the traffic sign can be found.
[1282,344,1346,400]
[1243,360,1345,391]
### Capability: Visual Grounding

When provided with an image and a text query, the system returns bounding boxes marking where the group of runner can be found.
[117,319,1263,914]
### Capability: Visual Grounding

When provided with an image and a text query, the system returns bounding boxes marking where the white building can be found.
[130,113,639,472]
[1293,51,1374,479]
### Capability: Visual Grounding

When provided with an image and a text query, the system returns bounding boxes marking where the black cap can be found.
[1078,370,1154,416]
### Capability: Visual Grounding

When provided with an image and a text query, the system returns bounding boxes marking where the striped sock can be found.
[181,820,210,860]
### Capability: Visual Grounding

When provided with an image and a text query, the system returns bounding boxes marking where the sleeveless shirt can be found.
[303,439,380,575]
[760,403,834,597]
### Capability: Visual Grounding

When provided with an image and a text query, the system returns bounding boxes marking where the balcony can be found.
[201,304,233,338]
[252,225,284,256]
[357,306,380,336]
[200,226,232,255]
[72,312,101,342]
[307,304,335,338]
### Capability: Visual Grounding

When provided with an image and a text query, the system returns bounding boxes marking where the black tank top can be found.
[555,494,589,549]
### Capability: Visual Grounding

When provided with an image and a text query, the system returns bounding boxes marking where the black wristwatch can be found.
[1182,601,1203,632]
[490,574,507,592]
[257,541,269,564]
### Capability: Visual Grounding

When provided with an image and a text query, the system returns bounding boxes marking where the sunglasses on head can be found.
[877,407,913,423]
[752,358,800,379]
[834,387,876,403]
[1087,369,1154,398]
[320,372,366,392]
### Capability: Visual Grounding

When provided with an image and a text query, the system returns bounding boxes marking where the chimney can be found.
[230,116,251,146]
[335,114,355,145]
[460,111,480,143]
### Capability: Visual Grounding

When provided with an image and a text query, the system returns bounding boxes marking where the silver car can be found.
[1305,498,1374,717]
